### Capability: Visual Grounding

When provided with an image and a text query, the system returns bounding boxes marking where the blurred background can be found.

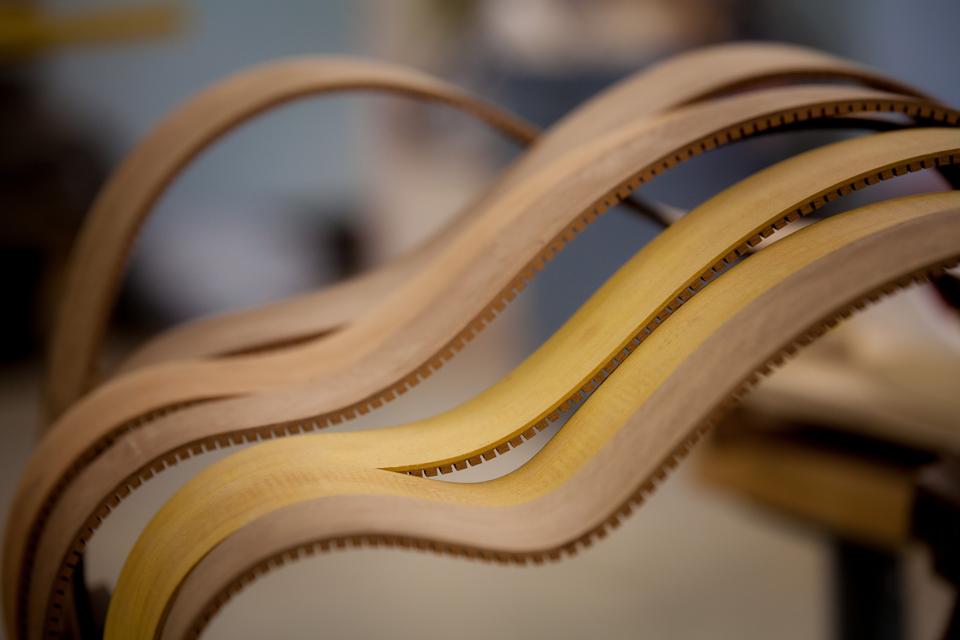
[2,0,960,638]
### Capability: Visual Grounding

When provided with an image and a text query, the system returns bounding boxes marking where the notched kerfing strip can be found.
[44,100,960,481]
[181,254,960,640]
[21,99,960,640]
[401,152,960,475]
[46,57,545,425]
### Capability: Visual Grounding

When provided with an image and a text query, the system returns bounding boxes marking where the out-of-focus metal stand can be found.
[913,459,960,639]
[701,410,960,640]
[829,457,960,640]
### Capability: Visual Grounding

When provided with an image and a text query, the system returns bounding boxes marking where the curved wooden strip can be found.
[105,191,960,639]
[34,89,960,439]
[44,55,540,420]
[10,91,960,638]
[116,42,926,376]
[9,42,941,640]
[17,126,960,639]
[11,82,868,640]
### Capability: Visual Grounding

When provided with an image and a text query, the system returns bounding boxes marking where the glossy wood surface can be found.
[6,45,956,640]
[19,126,960,639]
[110,42,926,380]
[106,191,960,639]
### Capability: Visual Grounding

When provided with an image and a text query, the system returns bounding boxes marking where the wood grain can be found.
[16,125,960,640]
[12,99,960,639]
[101,191,960,639]
[6,46,954,640]
[44,56,540,421]
[47,42,924,421]
[109,42,927,379]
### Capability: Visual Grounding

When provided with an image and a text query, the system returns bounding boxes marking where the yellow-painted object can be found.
[0,5,180,58]
[106,191,960,638]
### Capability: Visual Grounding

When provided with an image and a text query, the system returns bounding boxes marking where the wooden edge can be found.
[113,42,933,377]
[46,41,934,422]
[104,193,960,639]
[44,56,539,422]
[12,98,960,640]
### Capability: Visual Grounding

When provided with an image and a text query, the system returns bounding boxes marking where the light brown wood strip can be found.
[11,104,960,640]
[117,42,927,376]
[49,42,925,421]
[44,56,540,421]
[102,191,960,639]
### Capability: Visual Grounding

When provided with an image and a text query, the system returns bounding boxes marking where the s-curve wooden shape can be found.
[43,56,539,421]
[107,191,960,639]
[46,42,925,421]
[58,85,947,441]
[9,45,952,640]
[15,127,960,639]
[13,103,960,639]
[119,42,912,376]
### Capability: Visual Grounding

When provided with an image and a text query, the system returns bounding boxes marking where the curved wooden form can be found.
[108,43,929,377]
[46,41,924,421]
[11,87,957,640]
[6,46,954,640]
[44,55,539,420]
[9,94,960,639]
[16,125,960,639]
[107,191,960,639]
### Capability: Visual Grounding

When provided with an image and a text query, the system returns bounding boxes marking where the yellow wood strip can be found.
[103,191,960,639]
[10,110,960,639]
[0,6,180,56]
[112,42,927,377]
[46,42,924,421]
[10,43,951,640]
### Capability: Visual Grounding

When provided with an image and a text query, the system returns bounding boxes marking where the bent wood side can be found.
[44,56,541,420]
[31,89,957,458]
[11,94,956,636]
[104,192,960,639]
[49,42,925,420]
[13,42,944,636]
[119,41,896,376]
[17,127,960,640]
